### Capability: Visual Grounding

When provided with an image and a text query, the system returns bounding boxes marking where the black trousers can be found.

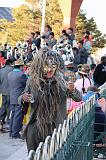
[0,95,10,123]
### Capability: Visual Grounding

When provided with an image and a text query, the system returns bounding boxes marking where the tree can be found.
[76,10,87,41]
[0,0,63,46]
[0,3,42,46]
[45,0,63,38]
[76,10,106,49]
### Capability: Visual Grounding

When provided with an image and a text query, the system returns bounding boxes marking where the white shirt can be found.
[74,77,92,93]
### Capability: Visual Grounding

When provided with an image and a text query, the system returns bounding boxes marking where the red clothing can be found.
[0,55,5,68]
[82,35,93,43]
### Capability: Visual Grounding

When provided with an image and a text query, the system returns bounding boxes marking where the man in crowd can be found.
[0,59,13,131]
[93,56,106,87]
[66,28,75,47]
[8,59,27,138]
[33,31,41,50]
[43,25,52,39]
[46,32,57,48]
[78,40,89,64]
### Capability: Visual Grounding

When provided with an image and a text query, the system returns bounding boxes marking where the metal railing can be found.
[28,94,95,160]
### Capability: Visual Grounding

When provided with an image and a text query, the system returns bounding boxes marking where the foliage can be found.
[0,0,63,46]
[76,10,106,49]
[0,2,42,46]
[45,0,63,38]
[0,3,105,49]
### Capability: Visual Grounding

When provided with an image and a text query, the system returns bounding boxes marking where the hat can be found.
[77,64,82,69]
[64,61,74,68]
[14,59,24,66]
[78,64,90,75]
[82,64,90,71]
[87,85,100,92]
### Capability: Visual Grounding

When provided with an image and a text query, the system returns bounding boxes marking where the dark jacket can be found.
[32,38,41,50]
[8,69,27,104]
[93,62,106,85]
[79,47,89,64]
[0,65,13,95]
[94,106,106,144]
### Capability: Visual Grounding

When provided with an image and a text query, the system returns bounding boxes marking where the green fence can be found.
[28,83,106,160]
[28,95,95,160]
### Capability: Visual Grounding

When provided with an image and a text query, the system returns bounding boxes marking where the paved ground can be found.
[0,132,28,160]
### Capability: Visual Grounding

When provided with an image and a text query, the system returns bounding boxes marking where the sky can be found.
[81,0,106,34]
[0,0,106,34]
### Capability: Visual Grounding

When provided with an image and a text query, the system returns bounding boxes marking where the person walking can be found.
[19,49,82,152]
[0,59,13,131]
[8,59,27,138]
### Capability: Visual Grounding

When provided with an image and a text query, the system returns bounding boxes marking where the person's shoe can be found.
[0,120,3,131]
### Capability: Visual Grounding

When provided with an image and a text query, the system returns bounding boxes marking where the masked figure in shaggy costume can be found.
[19,49,82,152]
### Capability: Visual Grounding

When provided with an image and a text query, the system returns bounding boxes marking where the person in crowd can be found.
[72,47,80,67]
[89,64,96,82]
[93,56,106,87]
[24,62,32,78]
[32,31,41,50]
[64,61,76,83]
[46,32,57,48]
[0,51,5,68]
[78,40,89,64]
[58,49,66,62]
[19,49,82,152]
[8,59,27,138]
[83,85,105,144]
[0,59,13,131]
[43,25,52,39]
[27,32,36,45]
[76,64,83,79]
[66,28,75,46]
[74,64,92,94]
[2,43,8,59]
[87,55,95,66]
[82,30,93,43]
[83,35,92,54]
[58,30,66,43]
[60,33,72,48]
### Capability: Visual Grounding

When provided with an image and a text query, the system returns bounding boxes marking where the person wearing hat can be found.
[64,61,76,83]
[74,64,93,94]
[8,59,27,138]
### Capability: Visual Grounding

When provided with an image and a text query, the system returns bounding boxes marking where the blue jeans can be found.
[10,104,24,138]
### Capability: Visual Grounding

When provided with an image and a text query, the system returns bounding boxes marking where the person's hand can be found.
[22,93,32,102]
[67,81,75,92]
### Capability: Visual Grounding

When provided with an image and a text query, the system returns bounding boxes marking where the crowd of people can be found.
[0,25,106,153]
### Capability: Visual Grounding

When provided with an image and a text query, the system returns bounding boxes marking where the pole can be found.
[41,0,46,34]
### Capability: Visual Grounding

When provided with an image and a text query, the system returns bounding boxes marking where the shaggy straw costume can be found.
[21,49,82,152]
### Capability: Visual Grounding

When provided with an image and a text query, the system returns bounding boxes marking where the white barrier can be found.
[28,94,96,160]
